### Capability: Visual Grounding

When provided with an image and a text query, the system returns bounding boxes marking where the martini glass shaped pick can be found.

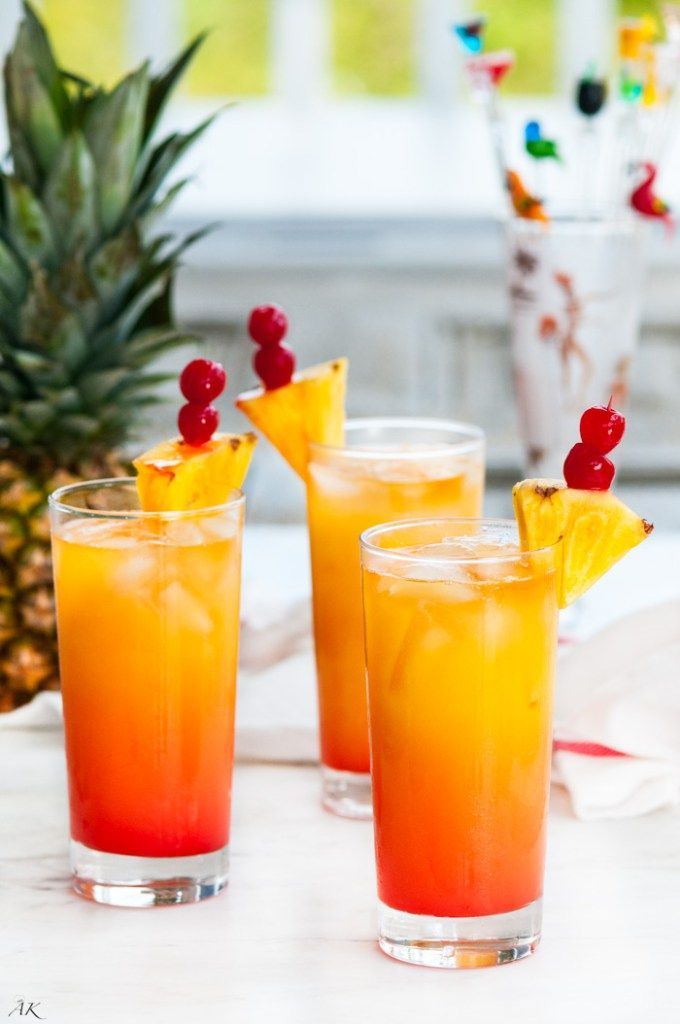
[465,49,515,93]
[452,16,486,55]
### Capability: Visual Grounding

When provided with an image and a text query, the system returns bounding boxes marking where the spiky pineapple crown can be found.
[0,2,214,470]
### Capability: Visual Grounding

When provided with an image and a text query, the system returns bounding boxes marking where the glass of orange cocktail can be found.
[361,518,559,967]
[49,478,244,907]
[307,419,484,818]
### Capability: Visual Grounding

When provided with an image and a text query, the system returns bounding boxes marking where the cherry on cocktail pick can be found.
[579,399,626,454]
[564,400,625,490]
[180,359,227,404]
[248,305,289,347]
[248,304,296,390]
[178,404,219,446]
[178,359,226,446]
[563,443,615,490]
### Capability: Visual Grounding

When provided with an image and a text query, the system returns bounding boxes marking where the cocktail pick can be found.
[451,16,486,55]
[465,49,515,90]
[506,170,548,224]
[524,121,561,162]
[629,161,673,230]
[642,46,660,106]
[619,15,657,62]
[575,68,607,218]
[462,50,515,200]
[576,69,607,117]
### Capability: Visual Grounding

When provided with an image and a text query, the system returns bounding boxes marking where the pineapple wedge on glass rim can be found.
[513,479,653,608]
[236,358,347,479]
[134,432,257,512]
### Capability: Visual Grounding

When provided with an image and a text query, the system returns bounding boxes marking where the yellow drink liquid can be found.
[52,508,242,858]
[361,524,558,918]
[307,423,484,775]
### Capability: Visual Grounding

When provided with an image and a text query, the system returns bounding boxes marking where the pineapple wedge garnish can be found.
[513,479,653,608]
[235,358,347,479]
[134,433,257,512]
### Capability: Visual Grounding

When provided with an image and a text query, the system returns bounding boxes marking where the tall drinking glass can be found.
[361,519,559,967]
[49,479,244,907]
[507,215,646,476]
[306,418,485,818]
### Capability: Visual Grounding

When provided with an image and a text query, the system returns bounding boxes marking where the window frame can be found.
[1,0,619,104]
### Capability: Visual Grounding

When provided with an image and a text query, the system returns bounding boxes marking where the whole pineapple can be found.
[0,3,213,710]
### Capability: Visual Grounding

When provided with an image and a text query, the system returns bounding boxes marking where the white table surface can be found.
[2,525,680,1023]
[2,733,679,1024]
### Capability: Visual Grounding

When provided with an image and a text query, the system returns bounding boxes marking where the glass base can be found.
[321,766,372,820]
[70,840,229,907]
[378,898,542,969]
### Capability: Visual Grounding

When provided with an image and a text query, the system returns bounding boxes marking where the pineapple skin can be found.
[0,452,130,710]
[0,6,211,709]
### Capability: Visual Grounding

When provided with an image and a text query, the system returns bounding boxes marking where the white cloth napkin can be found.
[236,581,318,763]
[553,599,680,819]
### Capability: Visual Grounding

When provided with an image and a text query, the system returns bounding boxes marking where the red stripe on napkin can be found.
[553,739,630,758]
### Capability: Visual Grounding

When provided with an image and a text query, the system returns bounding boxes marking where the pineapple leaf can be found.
[11,348,56,374]
[0,413,33,445]
[53,255,99,331]
[42,385,80,412]
[0,235,28,297]
[144,34,207,145]
[129,114,217,222]
[58,413,100,437]
[0,282,19,326]
[91,271,171,360]
[84,65,150,234]
[4,48,64,178]
[109,372,173,397]
[43,132,97,252]
[5,178,55,265]
[17,398,53,430]
[89,227,142,308]
[139,178,191,236]
[0,371,23,398]
[3,119,40,192]
[78,368,131,404]
[19,268,87,371]
[19,2,70,125]
[125,327,197,367]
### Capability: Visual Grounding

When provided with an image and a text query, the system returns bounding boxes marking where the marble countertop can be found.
[1,728,678,1024]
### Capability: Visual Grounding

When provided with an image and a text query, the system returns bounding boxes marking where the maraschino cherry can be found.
[178,358,226,446]
[180,358,227,404]
[248,304,295,390]
[248,305,288,347]
[563,399,625,490]
[579,400,626,454]
[563,443,615,490]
